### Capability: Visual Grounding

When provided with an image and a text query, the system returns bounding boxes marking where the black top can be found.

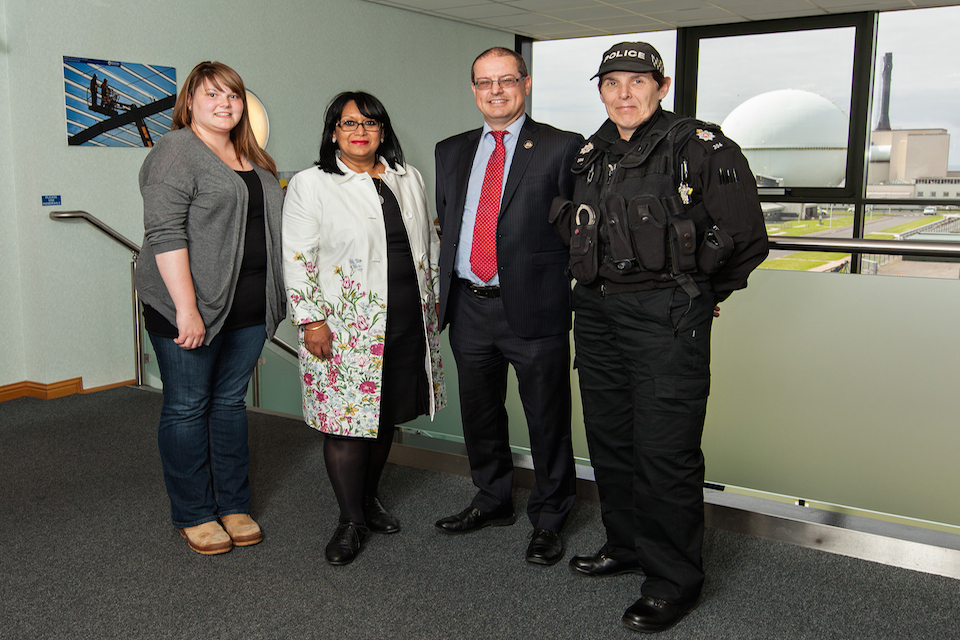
[143,169,267,338]
[375,178,429,426]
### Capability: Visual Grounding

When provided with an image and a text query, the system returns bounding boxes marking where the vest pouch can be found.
[626,196,667,272]
[669,219,697,274]
[602,194,637,273]
[697,225,735,274]
[569,203,599,284]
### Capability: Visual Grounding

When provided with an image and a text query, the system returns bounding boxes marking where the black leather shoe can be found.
[435,504,516,534]
[569,549,642,577]
[324,521,369,566]
[621,595,698,633]
[525,529,563,565]
[363,496,400,534]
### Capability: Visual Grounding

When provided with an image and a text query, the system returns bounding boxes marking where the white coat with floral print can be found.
[282,158,446,438]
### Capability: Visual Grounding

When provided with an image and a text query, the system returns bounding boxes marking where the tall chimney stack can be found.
[876,52,892,131]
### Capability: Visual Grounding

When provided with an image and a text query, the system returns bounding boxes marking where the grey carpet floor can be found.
[1,387,958,639]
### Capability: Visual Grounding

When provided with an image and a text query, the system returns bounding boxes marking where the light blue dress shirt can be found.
[455,114,527,286]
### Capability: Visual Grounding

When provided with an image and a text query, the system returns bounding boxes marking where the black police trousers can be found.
[572,281,714,604]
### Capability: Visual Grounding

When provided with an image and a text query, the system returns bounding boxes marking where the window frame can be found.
[675,13,877,206]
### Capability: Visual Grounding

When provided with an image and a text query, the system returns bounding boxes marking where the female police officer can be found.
[551,42,768,633]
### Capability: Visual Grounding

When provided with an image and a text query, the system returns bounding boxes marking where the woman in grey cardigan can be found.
[135,61,285,555]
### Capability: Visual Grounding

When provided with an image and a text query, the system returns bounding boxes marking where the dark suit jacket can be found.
[435,117,584,339]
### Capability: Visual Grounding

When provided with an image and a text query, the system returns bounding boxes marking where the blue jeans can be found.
[150,324,266,528]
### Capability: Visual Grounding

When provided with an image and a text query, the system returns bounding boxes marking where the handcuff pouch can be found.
[569,203,599,284]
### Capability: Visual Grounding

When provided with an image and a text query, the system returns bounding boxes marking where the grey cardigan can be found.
[135,127,286,343]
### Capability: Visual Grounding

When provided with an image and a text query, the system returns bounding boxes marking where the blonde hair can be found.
[172,61,276,177]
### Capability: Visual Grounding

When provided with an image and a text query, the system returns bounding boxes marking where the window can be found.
[760,203,857,273]
[531,31,676,139]
[695,28,855,190]
[865,6,960,280]
[867,7,960,198]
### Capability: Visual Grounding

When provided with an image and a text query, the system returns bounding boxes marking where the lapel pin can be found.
[523,140,533,149]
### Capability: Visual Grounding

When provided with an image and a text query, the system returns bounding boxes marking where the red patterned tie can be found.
[470,130,506,282]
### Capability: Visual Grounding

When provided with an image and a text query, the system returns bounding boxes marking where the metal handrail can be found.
[51,210,144,385]
[767,236,960,259]
[270,336,298,358]
[50,209,296,404]
[49,210,140,254]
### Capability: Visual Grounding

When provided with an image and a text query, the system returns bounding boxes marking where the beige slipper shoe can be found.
[179,520,233,555]
[220,513,263,547]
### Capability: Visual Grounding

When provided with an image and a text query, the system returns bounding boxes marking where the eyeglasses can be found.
[337,119,382,132]
[473,76,526,91]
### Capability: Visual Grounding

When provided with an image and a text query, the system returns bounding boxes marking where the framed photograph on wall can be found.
[63,57,176,147]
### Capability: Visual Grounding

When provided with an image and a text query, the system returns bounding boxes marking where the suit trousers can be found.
[448,280,576,532]
[573,282,714,603]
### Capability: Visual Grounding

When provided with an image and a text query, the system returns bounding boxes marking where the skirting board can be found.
[0,378,136,403]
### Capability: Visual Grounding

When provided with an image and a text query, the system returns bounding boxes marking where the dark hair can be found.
[316,91,404,175]
[173,61,276,177]
[471,47,528,83]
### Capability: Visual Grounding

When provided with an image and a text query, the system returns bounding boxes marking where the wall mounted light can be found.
[246,90,269,148]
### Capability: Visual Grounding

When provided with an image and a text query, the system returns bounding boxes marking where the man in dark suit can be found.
[434,46,585,565]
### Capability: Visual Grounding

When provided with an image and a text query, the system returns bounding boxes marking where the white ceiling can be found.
[363,0,958,39]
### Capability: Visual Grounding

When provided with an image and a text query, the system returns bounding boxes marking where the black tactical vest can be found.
[557,113,733,296]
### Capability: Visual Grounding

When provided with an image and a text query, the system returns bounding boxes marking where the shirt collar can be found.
[332,153,405,184]
[481,113,526,140]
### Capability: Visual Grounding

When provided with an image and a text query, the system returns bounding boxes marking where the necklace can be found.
[375,176,384,204]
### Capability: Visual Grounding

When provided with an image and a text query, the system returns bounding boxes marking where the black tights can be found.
[323,426,395,524]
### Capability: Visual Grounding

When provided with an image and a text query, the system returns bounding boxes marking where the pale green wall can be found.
[0,0,27,386]
[0,0,510,388]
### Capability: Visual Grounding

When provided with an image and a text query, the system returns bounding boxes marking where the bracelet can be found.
[304,320,327,331]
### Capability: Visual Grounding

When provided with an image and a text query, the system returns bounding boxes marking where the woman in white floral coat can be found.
[282,92,445,565]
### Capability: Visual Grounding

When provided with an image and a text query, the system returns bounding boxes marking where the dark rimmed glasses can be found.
[337,119,382,132]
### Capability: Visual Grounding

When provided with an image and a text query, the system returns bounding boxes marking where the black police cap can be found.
[592,42,665,80]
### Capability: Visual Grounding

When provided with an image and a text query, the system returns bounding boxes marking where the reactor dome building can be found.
[720,89,849,188]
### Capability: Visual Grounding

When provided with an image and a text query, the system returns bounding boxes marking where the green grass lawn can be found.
[874,215,943,235]
[766,216,855,237]
[768,215,943,239]
[759,251,849,271]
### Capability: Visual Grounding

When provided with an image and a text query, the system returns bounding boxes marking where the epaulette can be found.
[679,120,730,154]
[572,138,606,174]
